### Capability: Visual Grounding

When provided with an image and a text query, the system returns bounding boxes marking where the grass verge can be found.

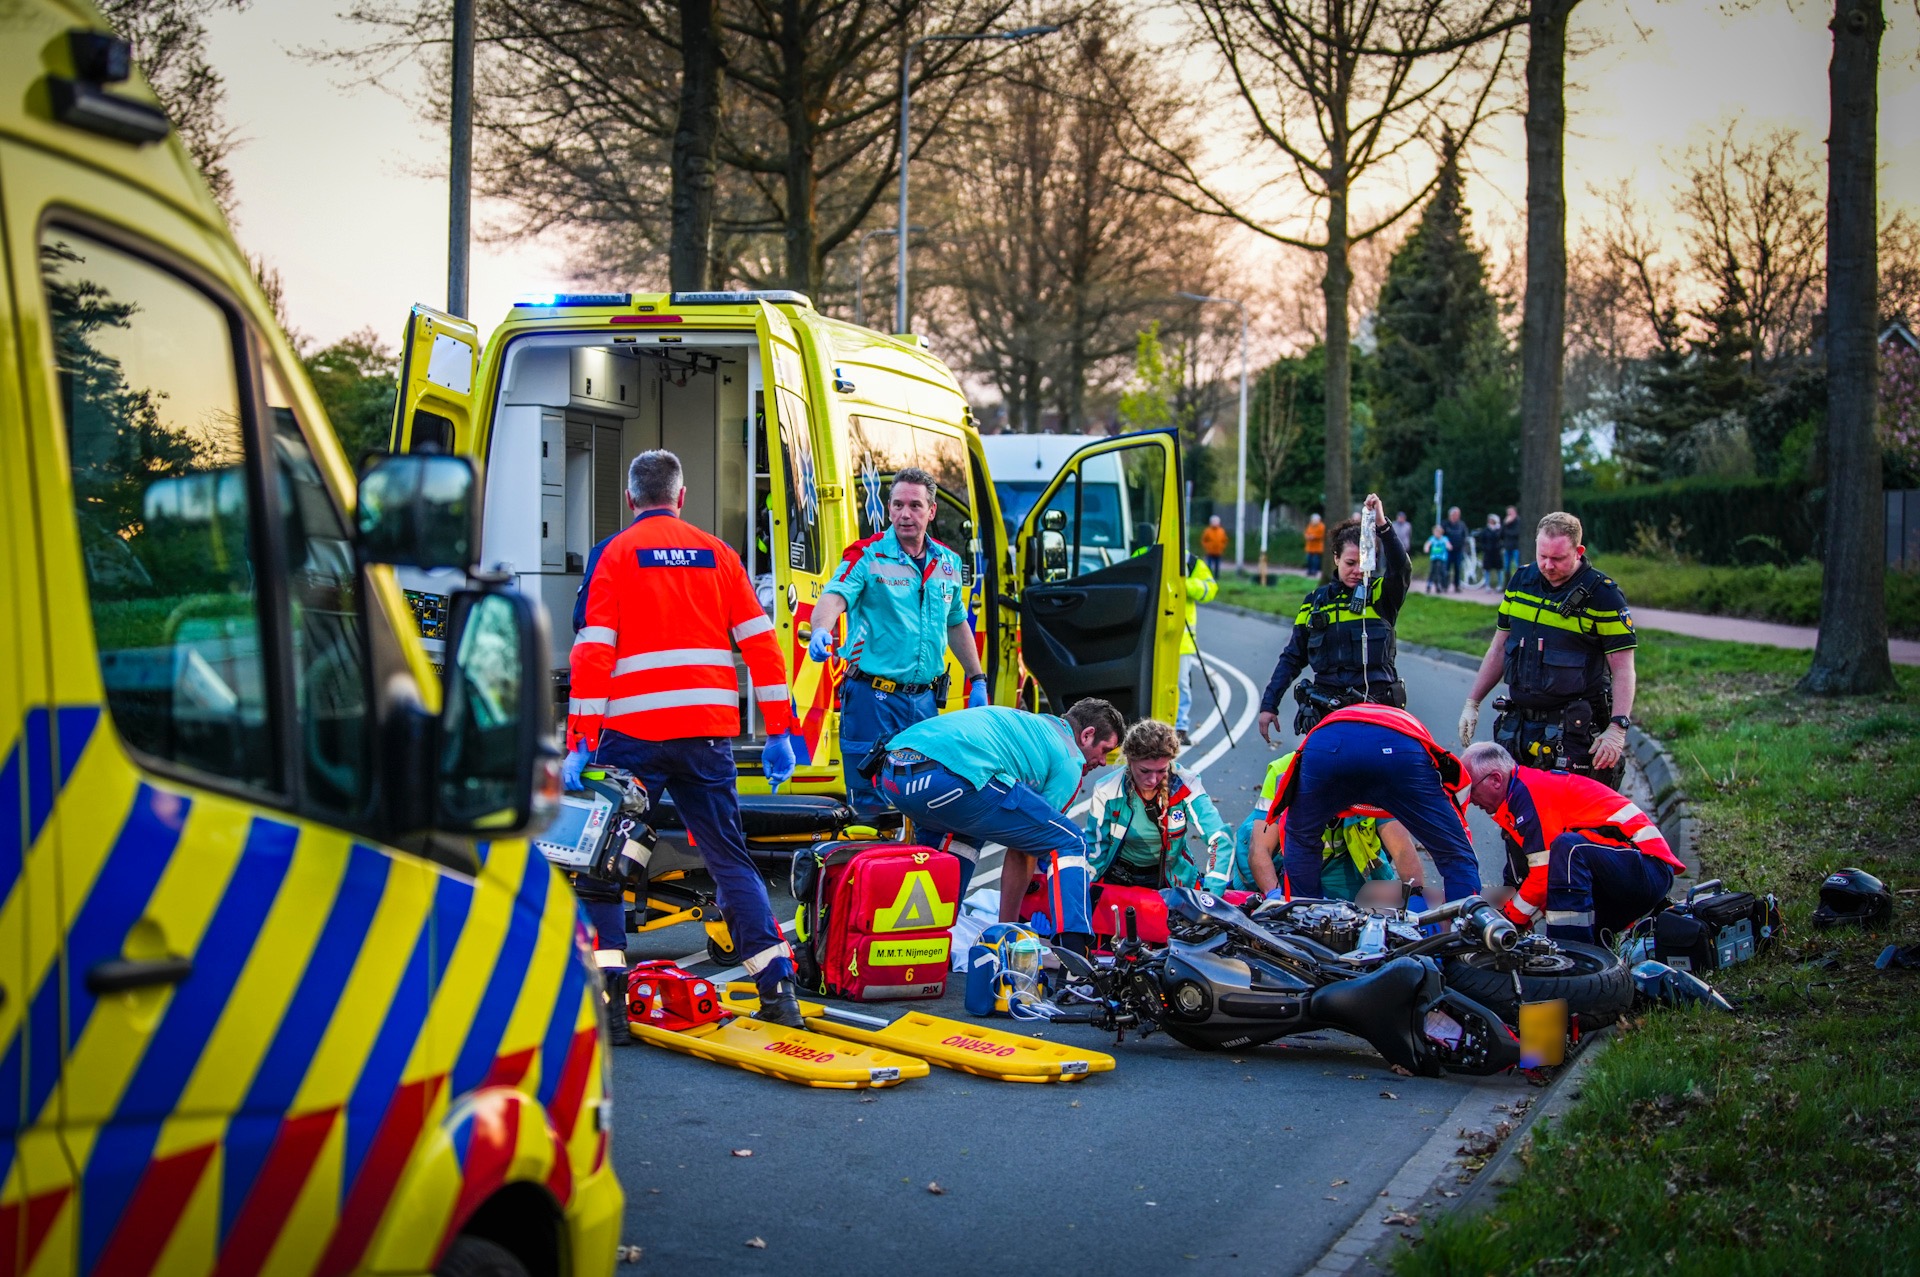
[1213,575,1920,1273]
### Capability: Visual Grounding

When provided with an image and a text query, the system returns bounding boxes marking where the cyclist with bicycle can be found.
[1257,494,1412,744]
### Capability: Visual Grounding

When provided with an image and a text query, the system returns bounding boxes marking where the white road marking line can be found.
[677,653,1262,982]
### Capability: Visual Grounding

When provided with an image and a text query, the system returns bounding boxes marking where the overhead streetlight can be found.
[1177,291,1250,577]
[896,23,1061,333]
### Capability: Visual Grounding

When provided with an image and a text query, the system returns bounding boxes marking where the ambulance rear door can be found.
[1013,429,1184,723]
[390,305,479,458]
[752,301,828,754]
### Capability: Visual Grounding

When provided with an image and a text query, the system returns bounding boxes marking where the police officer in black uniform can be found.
[1257,494,1412,745]
[1458,510,1638,788]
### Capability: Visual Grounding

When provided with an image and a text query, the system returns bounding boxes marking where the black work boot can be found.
[603,970,632,1046]
[752,979,807,1029]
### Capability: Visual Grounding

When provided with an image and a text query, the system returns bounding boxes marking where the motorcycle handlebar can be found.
[1408,895,1520,953]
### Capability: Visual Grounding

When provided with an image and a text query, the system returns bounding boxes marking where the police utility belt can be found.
[845,666,951,698]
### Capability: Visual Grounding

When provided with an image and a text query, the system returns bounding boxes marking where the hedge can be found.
[1566,477,1824,566]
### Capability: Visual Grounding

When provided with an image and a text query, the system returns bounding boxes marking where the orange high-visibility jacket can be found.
[1490,768,1685,928]
[567,509,792,749]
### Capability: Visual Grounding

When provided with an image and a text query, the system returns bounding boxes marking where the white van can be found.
[980,433,1139,572]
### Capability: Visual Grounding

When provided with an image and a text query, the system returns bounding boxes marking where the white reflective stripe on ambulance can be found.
[731,615,774,642]
[607,689,740,715]
[611,647,735,677]
[574,626,618,649]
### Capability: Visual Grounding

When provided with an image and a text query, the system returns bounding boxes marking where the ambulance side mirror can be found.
[433,587,555,835]
[355,452,481,570]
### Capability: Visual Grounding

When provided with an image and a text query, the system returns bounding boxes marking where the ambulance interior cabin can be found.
[481,331,772,725]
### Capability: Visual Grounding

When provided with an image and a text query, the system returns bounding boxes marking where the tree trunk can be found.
[1322,187,1354,537]
[778,0,817,293]
[1802,0,1895,694]
[1518,0,1577,544]
[669,0,723,292]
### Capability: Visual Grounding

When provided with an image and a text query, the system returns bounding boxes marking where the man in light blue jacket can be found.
[877,700,1125,956]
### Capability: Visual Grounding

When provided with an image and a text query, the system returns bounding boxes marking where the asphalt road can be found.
[611,601,1523,1275]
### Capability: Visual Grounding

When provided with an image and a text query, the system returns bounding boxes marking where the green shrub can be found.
[1569,477,1822,565]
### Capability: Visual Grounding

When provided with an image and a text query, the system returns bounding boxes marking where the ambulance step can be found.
[628,1015,928,1089]
[722,984,1114,1083]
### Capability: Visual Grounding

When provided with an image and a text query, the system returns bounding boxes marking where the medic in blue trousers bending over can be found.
[874,700,1125,957]
[1266,703,1484,903]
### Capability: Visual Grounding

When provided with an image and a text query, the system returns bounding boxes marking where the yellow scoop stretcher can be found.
[627,1012,930,1089]
[721,984,1115,1083]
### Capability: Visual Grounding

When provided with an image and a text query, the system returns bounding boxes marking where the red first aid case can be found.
[791,841,960,1001]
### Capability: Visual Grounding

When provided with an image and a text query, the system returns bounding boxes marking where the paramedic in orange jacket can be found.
[563,450,811,1028]
[1461,741,1685,945]
[1266,703,1482,902]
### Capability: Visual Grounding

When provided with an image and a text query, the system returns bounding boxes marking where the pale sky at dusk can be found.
[204,0,1920,352]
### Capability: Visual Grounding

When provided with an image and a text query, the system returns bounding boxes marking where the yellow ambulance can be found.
[388,294,1190,844]
[1,7,620,1274]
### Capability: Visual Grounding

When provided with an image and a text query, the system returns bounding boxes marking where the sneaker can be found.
[1177,729,1192,746]
[751,980,808,1029]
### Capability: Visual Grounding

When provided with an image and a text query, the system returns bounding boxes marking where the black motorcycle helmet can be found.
[1811,868,1893,930]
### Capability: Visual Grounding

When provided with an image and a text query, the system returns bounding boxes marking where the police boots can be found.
[603,969,632,1046]
[752,978,808,1029]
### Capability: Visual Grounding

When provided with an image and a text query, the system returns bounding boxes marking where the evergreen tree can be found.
[1369,143,1508,508]
[1615,265,1764,480]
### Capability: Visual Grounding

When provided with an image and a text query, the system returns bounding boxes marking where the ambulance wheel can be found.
[436,1235,530,1277]
[706,932,739,966]
[1444,941,1634,1031]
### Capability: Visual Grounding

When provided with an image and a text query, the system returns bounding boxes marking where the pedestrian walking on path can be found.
[1201,515,1228,576]
[1443,507,1470,592]
[1304,513,1325,577]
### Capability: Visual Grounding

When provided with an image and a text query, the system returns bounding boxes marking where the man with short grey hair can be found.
[807,466,988,816]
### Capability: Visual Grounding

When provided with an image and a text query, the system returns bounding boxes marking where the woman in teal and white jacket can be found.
[1084,719,1235,890]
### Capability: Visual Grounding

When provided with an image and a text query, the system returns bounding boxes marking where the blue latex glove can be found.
[807,626,836,663]
[763,731,807,791]
[967,676,989,709]
[1263,886,1288,901]
[561,744,592,791]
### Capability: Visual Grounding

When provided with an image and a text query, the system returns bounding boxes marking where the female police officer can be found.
[1257,493,1412,745]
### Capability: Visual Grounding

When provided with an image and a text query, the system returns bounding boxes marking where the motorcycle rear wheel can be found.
[1443,941,1633,1030]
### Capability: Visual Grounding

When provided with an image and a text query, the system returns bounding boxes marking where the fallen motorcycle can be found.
[1243,894,1636,1031]
[1036,889,1526,1077]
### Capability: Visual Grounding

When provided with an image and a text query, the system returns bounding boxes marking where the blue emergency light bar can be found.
[514,292,632,307]
[670,290,814,308]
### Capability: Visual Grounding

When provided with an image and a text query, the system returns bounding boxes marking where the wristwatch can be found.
[1609,715,1632,729]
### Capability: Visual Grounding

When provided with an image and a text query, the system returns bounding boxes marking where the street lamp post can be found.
[1178,292,1250,576]
[897,23,1059,334]
[448,0,475,316]
[854,225,921,328]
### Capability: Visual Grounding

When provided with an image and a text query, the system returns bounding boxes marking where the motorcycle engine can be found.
[1289,900,1369,953]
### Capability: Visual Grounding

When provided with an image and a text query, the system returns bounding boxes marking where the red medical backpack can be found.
[791,841,960,1001]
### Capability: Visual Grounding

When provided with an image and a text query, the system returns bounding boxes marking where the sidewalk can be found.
[1398,580,1920,667]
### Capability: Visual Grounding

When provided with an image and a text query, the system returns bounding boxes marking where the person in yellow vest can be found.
[1177,553,1218,746]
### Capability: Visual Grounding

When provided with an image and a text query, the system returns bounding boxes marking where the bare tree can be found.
[1675,123,1826,373]
[1130,0,1522,520]
[1803,0,1895,695]
[924,17,1219,431]
[100,0,251,217]
[671,0,725,289]
[328,0,1013,295]
[1516,0,1579,538]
